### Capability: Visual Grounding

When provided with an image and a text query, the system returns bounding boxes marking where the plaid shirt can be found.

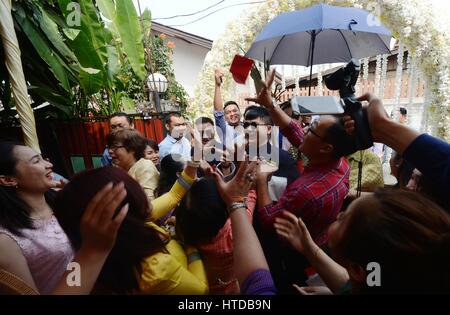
[259,120,350,246]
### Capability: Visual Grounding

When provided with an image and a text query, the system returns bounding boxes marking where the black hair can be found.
[156,154,185,197]
[280,101,292,111]
[54,166,165,294]
[175,178,228,245]
[163,112,182,126]
[0,142,55,236]
[399,107,407,116]
[244,105,273,125]
[323,116,357,160]
[195,117,214,126]
[145,139,159,152]
[223,101,239,111]
[106,129,146,160]
[110,112,133,124]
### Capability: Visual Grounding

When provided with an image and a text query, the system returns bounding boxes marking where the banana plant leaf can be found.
[114,0,146,80]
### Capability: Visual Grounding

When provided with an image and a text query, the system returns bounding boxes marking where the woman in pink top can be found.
[0,142,127,294]
[176,177,257,294]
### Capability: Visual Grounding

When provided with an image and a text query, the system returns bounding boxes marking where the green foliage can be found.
[1,0,188,121]
[149,35,189,110]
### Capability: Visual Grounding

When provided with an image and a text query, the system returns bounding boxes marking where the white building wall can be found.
[167,36,210,98]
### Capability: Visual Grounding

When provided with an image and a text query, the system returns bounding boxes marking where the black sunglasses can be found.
[243,122,271,129]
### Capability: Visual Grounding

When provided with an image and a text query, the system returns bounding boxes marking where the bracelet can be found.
[177,175,192,190]
[227,201,247,214]
[187,251,202,264]
[187,160,201,168]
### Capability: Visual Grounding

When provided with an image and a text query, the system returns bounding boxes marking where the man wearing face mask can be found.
[158,112,191,160]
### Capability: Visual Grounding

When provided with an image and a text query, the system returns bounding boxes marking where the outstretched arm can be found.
[213,160,269,283]
[0,183,128,295]
[345,93,450,204]
[214,68,224,112]
[275,211,349,293]
[345,93,420,155]
[245,69,292,130]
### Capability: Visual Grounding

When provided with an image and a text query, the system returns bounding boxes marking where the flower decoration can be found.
[192,0,450,141]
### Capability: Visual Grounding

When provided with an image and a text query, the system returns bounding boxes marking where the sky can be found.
[134,0,265,40]
[136,0,450,41]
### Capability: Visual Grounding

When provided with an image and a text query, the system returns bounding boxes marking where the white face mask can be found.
[171,125,186,139]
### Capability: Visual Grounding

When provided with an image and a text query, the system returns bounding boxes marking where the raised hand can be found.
[80,182,128,254]
[274,210,315,254]
[343,93,391,141]
[256,159,278,182]
[215,68,224,87]
[212,157,259,205]
[245,69,276,109]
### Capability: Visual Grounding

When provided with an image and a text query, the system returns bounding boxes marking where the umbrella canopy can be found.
[246,4,391,66]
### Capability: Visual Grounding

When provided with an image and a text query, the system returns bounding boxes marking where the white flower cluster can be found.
[407,54,417,107]
[379,54,389,99]
[394,44,404,106]
[374,54,382,96]
[362,57,369,81]
[193,0,450,140]
[317,65,323,96]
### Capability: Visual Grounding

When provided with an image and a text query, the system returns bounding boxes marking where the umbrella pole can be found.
[308,30,316,96]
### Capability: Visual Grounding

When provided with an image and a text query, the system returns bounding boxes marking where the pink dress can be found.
[0,216,75,294]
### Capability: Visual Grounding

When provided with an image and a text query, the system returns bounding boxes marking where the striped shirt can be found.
[258,120,350,246]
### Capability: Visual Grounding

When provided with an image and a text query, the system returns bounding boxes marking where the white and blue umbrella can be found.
[245,4,392,94]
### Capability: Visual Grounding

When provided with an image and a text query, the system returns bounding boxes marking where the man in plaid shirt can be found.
[247,70,352,247]
[246,70,354,293]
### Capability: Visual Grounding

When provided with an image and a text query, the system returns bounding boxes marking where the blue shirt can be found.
[101,148,112,166]
[402,134,450,209]
[158,135,191,160]
[214,110,239,147]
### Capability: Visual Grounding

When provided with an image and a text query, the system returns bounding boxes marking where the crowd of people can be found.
[0,68,449,295]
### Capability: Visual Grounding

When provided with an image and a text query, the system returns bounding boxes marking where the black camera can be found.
[324,59,373,151]
[324,59,373,152]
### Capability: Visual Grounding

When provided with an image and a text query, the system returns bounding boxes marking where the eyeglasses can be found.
[305,121,325,141]
[108,145,125,151]
[243,122,271,129]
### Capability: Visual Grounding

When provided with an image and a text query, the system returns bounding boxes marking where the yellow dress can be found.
[149,169,195,221]
[138,222,209,295]
[128,158,159,202]
[136,169,208,294]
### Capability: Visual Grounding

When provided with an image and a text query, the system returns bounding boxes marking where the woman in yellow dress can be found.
[54,165,208,295]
